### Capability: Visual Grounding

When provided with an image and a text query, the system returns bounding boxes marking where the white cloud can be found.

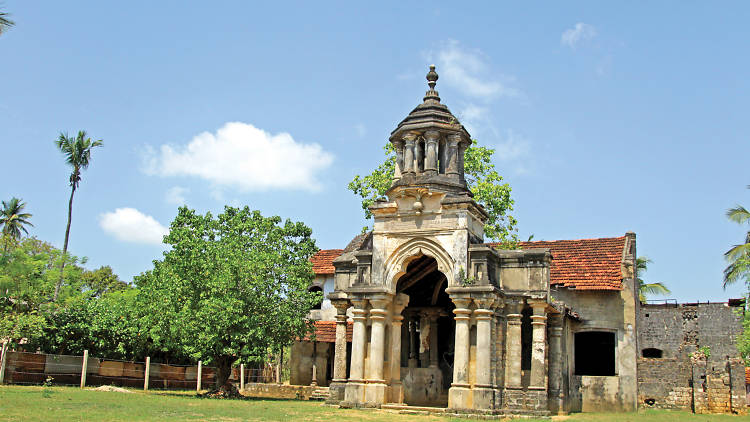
[165,186,189,205]
[433,40,520,100]
[493,130,533,176]
[561,23,597,49]
[143,122,334,193]
[100,208,169,245]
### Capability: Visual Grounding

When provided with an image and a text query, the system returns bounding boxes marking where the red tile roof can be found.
[303,321,353,343]
[513,236,627,291]
[310,249,344,275]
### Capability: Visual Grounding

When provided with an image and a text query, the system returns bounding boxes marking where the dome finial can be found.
[424,65,440,102]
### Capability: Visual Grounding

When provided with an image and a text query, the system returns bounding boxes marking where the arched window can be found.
[309,286,323,310]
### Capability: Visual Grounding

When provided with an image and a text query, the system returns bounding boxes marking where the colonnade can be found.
[392,131,467,182]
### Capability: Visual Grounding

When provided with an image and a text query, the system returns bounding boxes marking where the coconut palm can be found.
[0,8,14,35]
[723,186,750,289]
[0,197,33,251]
[54,130,103,301]
[637,256,671,303]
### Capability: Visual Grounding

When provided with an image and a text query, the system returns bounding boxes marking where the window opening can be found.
[575,331,615,376]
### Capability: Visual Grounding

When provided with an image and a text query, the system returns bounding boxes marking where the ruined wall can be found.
[637,302,746,414]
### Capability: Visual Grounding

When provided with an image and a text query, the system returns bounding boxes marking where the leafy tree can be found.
[0,197,33,251]
[54,130,103,301]
[636,256,671,303]
[135,206,321,390]
[723,185,750,288]
[81,265,129,297]
[348,140,518,246]
[0,7,14,35]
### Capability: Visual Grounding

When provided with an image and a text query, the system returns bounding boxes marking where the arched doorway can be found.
[396,254,454,407]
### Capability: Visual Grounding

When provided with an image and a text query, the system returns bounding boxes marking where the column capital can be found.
[447,133,461,145]
[331,299,350,315]
[473,297,495,310]
[393,139,405,148]
[403,132,418,143]
[424,130,440,142]
[393,292,409,315]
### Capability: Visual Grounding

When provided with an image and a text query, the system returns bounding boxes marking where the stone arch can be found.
[384,237,454,293]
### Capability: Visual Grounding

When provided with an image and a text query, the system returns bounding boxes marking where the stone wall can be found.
[637,302,746,414]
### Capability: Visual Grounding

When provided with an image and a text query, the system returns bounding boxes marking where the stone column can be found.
[473,297,495,409]
[446,134,460,179]
[449,296,472,410]
[503,299,523,410]
[328,299,350,403]
[457,141,467,183]
[403,134,416,175]
[548,313,565,414]
[365,295,390,405]
[408,316,419,368]
[416,139,424,174]
[529,300,547,389]
[424,130,439,176]
[344,298,368,405]
[311,341,318,386]
[389,293,409,404]
[428,311,440,368]
[393,140,404,182]
[494,301,506,405]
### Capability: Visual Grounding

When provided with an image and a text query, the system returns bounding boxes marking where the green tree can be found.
[0,197,33,251]
[81,265,129,297]
[723,185,750,288]
[54,130,102,301]
[348,140,518,246]
[135,206,321,390]
[0,7,14,35]
[636,256,671,303]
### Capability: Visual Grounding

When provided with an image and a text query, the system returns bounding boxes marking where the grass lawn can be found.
[1,385,749,421]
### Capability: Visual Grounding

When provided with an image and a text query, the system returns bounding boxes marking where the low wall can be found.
[242,383,316,400]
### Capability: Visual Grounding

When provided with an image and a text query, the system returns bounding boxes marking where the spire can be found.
[423,64,441,103]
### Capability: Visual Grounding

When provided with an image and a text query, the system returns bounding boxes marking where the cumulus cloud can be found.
[433,40,520,100]
[561,23,597,48]
[143,122,334,192]
[165,186,189,205]
[100,208,169,245]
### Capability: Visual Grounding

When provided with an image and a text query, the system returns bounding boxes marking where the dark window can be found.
[575,331,616,376]
[309,286,323,309]
[521,307,532,370]
[642,348,663,358]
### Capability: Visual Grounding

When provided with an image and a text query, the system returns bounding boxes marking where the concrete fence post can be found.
[144,357,151,391]
[80,350,88,388]
[0,342,8,384]
[197,361,202,392]
[240,363,245,391]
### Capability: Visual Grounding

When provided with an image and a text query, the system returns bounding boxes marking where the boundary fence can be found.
[0,343,280,391]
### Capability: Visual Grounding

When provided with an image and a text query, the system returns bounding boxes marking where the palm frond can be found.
[726,205,750,224]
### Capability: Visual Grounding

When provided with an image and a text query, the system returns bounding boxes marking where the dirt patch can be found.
[92,386,133,393]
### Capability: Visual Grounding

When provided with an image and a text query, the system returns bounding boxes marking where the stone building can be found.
[289,66,643,417]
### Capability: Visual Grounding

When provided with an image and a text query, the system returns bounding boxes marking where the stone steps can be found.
[381,404,447,414]
[310,387,330,401]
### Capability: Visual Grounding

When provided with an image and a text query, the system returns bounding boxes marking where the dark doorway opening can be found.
[575,331,616,376]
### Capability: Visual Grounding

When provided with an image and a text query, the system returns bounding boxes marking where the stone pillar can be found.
[449,296,472,410]
[446,134,460,179]
[494,301,506,405]
[503,299,523,410]
[424,130,439,176]
[548,313,565,414]
[403,134,416,175]
[408,316,419,368]
[393,140,404,182]
[416,139,424,174]
[528,300,548,412]
[311,341,318,387]
[365,296,390,405]
[328,299,350,403]
[389,293,409,404]
[428,311,440,368]
[457,141,467,183]
[344,298,368,405]
[473,298,495,410]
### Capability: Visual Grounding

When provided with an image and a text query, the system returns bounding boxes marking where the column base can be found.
[326,381,347,404]
[388,381,404,404]
[503,387,525,410]
[364,382,387,406]
[343,381,366,406]
[473,387,495,410]
[448,385,472,410]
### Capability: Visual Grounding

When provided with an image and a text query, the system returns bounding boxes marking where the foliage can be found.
[348,140,518,245]
[81,265,129,297]
[0,8,14,35]
[54,130,103,302]
[135,205,321,388]
[635,256,671,303]
[0,197,33,250]
[723,185,750,288]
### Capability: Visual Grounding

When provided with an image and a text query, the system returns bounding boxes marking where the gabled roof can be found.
[310,249,344,275]
[514,236,627,291]
[302,321,353,343]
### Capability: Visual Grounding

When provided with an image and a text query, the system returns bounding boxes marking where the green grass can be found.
[0,385,748,421]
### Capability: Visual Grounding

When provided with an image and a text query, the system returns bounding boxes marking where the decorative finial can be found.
[424,65,440,103]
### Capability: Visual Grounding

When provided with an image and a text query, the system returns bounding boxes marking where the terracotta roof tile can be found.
[490,236,627,291]
[310,249,344,275]
[303,321,353,343]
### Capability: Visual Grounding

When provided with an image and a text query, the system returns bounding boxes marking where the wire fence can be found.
[0,345,285,391]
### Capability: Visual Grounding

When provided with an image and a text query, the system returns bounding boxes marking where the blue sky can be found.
[1,2,748,302]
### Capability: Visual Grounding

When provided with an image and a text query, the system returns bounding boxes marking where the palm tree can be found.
[0,197,33,251]
[723,186,750,289]
[54,130,103,301]
[0,8,15,35]
[637,256,671,303]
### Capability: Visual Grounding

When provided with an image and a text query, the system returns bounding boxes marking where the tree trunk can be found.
[54,184,76,302]
[214,356,233,390]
